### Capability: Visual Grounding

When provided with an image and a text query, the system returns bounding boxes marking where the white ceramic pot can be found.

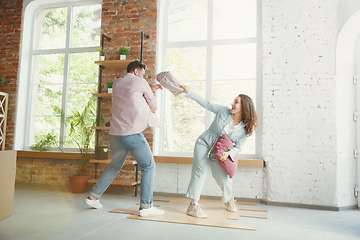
[99,56,105,61]
[120,55,126,60]
[108,88,112,93]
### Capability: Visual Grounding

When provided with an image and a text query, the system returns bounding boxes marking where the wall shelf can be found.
[93,93,112,100]
[91,126,110,130]
[88,179,141,186]
[89,159,137,165]
[94,59,136,69]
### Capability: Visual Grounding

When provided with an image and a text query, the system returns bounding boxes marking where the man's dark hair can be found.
[127,60,146,73]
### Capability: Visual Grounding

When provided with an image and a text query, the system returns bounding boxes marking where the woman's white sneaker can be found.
[224,198,237,212]
[139,207,165,217]
[186,202,207,218]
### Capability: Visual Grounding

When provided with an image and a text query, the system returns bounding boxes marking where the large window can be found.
[27,2,101,150]
[157,0,261,158]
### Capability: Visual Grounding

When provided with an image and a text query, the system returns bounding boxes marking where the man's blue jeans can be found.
[89,133,156,209]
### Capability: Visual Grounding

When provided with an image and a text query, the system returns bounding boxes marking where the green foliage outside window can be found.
[31,4,100,150]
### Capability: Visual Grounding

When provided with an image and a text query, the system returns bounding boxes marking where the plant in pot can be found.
[107,80,114,93]
[59,99,97,193]
[97,48,106,61]
[118,47,129,60]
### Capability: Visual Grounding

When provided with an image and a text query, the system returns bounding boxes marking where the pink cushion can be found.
[213,134,238,178]
[156,71,184,96]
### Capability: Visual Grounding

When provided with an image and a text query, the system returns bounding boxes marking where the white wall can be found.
[262,0,339,207]
[154,0,360,208]
[335,8,360,208]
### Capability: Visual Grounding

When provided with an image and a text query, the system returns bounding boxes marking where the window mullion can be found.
[205,0,213,129]
[59,5,72,148]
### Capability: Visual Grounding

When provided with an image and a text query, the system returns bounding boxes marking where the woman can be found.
[182,85,258,218]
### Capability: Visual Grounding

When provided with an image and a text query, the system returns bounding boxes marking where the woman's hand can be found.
[220,152,229,161]
[181,85,190,93]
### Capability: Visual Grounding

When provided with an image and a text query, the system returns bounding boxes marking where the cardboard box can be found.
[0,150,17,221]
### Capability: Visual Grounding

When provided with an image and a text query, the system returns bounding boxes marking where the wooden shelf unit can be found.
[92,56,141,195]
[90,158,140,196]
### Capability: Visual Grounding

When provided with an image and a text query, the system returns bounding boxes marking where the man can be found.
[85,60,164,217]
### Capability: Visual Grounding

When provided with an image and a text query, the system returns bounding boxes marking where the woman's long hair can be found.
[239,94,258,136]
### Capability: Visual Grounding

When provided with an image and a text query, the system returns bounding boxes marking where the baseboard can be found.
[154,191,358,211]
[260,199,358,211]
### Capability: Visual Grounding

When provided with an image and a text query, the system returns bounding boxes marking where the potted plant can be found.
[107,80,114,93]
[118,47,129,60]
[97,48,106,61]
[59,99,97,193]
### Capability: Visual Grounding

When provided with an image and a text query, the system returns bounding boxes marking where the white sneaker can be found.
[139,207,165,217]
[186,202,207,218]
[224,198,237,212]
[85,196,103,209]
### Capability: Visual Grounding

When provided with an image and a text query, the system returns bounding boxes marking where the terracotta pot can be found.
[69,175,89,193]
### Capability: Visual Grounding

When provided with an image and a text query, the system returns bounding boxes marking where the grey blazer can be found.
[185,90,248,160]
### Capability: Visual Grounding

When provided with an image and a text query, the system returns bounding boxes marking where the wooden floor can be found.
[110,196,268,231]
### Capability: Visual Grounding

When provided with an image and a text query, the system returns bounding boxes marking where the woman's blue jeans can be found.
[89,133,156,209]
[186,138,233,203]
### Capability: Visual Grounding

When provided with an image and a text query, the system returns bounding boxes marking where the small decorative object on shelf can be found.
[118,47,129,60]
[0,77,10,92]
[0,76,10,84]
[95,146,108,160]
[107,80,114,93]
[97,48,106,61]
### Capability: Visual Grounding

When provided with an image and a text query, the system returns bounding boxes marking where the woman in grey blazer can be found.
[181,85,258,218]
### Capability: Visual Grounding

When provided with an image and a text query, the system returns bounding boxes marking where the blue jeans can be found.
[90,133,156,209]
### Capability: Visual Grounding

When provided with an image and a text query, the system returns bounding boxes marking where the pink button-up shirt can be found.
[110,73,162,135]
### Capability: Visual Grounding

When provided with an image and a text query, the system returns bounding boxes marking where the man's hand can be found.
[150,84,163,94]
[150,105,157,113]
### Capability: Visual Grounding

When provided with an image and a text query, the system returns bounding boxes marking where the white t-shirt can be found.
[221,121,242,135]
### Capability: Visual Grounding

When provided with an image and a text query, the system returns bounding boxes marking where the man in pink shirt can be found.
[85,60,165,217]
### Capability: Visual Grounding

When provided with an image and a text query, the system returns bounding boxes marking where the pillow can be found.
[156,71,184,96]
[213,134,238,178]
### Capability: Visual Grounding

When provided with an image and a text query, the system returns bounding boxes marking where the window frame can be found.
[155,0,262,158]
[15,0,101,151]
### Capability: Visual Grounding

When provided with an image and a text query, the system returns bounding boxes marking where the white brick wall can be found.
[337,0,360,32]
[335,7,360,207]
[154,0,360,208]
[262,0,339,207]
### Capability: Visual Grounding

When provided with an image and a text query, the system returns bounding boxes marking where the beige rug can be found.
[110,196,268,231]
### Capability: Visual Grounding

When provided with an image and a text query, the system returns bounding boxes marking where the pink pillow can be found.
[213,134,238,178]
[156,71,184,96]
